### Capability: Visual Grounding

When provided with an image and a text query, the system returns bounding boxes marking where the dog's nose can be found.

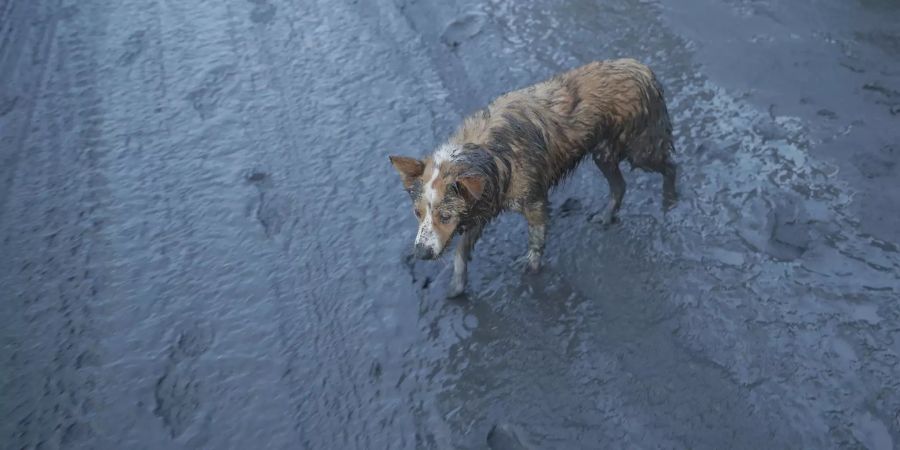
[414,243,435,260]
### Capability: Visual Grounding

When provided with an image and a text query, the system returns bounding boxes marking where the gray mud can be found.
[1,0,898,449]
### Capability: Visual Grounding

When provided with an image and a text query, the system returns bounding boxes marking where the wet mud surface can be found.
[1,0,899,448]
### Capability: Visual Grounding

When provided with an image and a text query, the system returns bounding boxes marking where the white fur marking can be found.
[415,144,461,255]
[415,207,442,254]
[433,143,459,164]
[453,249,466,278]
[424,161,441,203]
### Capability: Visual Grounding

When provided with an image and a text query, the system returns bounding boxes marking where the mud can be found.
[1,0,898,449]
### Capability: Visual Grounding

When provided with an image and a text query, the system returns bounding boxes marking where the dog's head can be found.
[389,145,484,259]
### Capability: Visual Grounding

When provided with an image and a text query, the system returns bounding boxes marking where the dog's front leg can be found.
[524,200,548,273]
[448,225,483,298]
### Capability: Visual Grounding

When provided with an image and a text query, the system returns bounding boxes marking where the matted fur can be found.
[390,58,677,296]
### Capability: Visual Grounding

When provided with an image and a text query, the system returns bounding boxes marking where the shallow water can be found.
[1,0,898,448]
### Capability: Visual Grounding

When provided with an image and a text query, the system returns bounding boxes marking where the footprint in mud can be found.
[556,197,583,217]
[441,12,487,48]
[154,365,201,438]
[853,145,896,179]
[761,198,812,261]
[369,361,382,379]
[487,424,535,450]
[60,422,93,446]
[256,192,292,238]
[170,321,215,362]
[0,95,18,118]
[151,322,211,438]
[118,30,146,66]
[249,2,277,25]
[817,108,838,120]
[752,116,788,142]
[244,169,292,238]
[862,82,900,99]
[75,349,101,369]
[58,5,79,21]
[186,65,236,119]
[243,168,269,185]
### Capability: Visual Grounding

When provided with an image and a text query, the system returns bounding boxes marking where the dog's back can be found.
[449,58,674,208]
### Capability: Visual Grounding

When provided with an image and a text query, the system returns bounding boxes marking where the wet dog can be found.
[390,59,676,297]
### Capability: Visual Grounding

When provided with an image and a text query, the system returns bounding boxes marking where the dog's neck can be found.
[452,143,506,232]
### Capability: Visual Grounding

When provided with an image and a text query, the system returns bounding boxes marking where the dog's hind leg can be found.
[448,224,483,298]
[523,200,548,273]
[592,153,626,224]
[645,139,678,210]
[660,157,678,210]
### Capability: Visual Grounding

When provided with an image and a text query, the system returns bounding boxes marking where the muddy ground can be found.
[1,0,899,449]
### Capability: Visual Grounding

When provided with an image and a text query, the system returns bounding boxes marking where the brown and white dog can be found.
[390,59,677,297]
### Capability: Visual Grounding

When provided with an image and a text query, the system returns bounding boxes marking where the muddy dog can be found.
[390,59,676,297]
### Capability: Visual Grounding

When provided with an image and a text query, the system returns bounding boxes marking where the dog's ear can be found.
[389,155,425,183]
[456,175,484,202]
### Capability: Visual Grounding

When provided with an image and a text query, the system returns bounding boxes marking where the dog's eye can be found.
[439,212,452,224]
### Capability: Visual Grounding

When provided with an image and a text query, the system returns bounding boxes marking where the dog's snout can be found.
[414,243,435,260]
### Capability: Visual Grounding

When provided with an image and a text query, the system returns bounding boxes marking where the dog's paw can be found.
[523,251,542,274]
[588,210,618,227]
[663,192,678,212]
[447,280,467,299]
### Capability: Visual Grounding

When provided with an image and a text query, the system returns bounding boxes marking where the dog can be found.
[390,59,677,297]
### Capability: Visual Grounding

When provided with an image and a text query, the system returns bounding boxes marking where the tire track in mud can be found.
[212,0,324,430]
[0,0,61,215]
[83,0,302,446]
[224,0,459,447]
[224,0,374,446]
[123,1,234,443]
[0,0,113,447]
